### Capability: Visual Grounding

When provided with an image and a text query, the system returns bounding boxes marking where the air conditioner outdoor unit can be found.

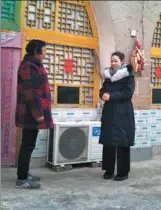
[46,121,92,167]
[46,121,103,169]
[89,122,102,162]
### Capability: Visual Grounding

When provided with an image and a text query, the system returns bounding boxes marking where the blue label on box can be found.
[92,127,101,137]
[53,113,58,115]
[67,113,74,115]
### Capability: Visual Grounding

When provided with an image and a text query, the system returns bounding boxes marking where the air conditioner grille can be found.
[59,127,87,160]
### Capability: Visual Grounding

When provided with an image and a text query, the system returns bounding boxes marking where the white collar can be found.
[103,66,129,82]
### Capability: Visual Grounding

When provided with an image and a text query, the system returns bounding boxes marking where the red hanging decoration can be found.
[130,33,145,75]
[156,65,161,78]
[64,59,74,74]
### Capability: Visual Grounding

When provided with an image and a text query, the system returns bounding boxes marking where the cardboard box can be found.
[38,130,48,139]
[78,109,94,118]
[150,117,161,124]
[140,110,150,118]
[135,133,149,140]
[151,138,160,145]
[135,125,141,132]
[134,110,141,118]
[150,110,159,117]
[52,108,63,120]
[151,131,161,138]
[62,109,79,118]
[157,110,161,117]
[135,118,147,125]
[93,109,102,121]
[32,151,45,158]
[150,124,161,130]
[139,126,149,132]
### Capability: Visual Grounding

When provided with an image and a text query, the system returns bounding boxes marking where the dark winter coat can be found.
[99,65,135,147]
[15,55,53,129]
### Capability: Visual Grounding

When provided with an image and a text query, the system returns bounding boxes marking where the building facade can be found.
[1,1,161,166]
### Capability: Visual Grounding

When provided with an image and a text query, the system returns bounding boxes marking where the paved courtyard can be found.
[1,156,161,210]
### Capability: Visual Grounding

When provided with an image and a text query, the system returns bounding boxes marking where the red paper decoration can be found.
[64,59,74,73]
[156,65,161,78]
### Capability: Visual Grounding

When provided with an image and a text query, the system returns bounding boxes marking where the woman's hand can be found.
[102,93,110,101]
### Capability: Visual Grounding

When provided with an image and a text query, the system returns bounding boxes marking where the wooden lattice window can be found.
[44,43,95,107]
[23,0,93,37]
[151,13,161,87]
[151,58,161,86]
[25,1,56,30]
[152,16,161,48]
[1,0,21,31]
[151,13,161,105]
[2,0,16,22]
[58,1,93,36]
[22,0,99,108]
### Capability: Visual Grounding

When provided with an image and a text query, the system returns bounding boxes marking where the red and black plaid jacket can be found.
[15,55,53,129]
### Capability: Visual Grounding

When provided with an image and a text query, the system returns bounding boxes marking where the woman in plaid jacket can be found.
[15,40,53,189]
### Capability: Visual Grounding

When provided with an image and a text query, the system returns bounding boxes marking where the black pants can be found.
[102,146,130,176]
[17,128,39,180]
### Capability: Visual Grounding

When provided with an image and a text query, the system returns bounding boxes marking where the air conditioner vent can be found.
[59,127,87,160]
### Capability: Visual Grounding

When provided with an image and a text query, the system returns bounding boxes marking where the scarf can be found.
[104,64,131,82]
[109,64,126,76]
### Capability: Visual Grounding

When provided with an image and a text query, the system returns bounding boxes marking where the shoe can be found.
[15,179,41,189]
[27,174,40,182]
[103,171,114,180]
[114,174,128,181]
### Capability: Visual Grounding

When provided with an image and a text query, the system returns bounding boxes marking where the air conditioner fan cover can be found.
[59,127,87,160]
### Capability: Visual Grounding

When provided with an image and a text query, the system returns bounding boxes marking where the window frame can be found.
[21,1,100,108]
[1,1,21,31]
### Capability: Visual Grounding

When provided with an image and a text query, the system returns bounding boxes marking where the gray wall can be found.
[90,1,161,109]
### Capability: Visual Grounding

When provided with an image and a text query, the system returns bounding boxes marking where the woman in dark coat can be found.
[15,40,53,189]
[99,51,135,181]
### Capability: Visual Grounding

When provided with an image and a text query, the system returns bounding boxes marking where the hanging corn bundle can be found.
[130,37,145,75]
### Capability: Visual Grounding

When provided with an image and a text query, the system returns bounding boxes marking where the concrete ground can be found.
[1,157,161,210]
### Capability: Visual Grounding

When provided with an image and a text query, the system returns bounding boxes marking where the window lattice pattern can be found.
[49,85,54,104]
[24,0,93,36]
[25,0,56,30]
[82,87,93,106]
[152,13,161,48]
[1,0,16,22]
[151,58,161,86]
[58,1,93,36]
[44,44,95,106]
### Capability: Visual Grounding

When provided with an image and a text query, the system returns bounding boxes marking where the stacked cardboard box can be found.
[32,130,48,157]
[150,110,161,145]
[133,110,151,148]
[31,109,161,158]
[51,108,101,122]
